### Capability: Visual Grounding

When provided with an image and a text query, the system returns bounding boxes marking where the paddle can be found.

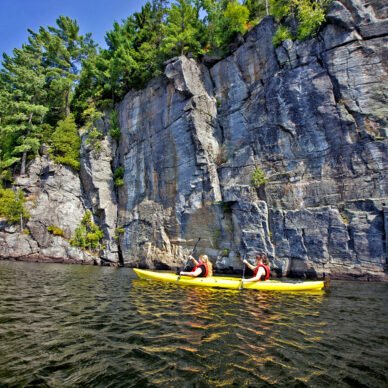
[239,259,246,290]
[175,237,201,284]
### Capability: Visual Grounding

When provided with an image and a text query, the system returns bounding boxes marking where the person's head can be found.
[199,254,209,265]
[256,254,269,266]
[199,254,213,276]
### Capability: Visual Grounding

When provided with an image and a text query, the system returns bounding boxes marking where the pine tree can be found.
[244,0,268,20]
[270,0,328,44]
[32,16,97,122]
[50,114,81,171]
[221,1,250,43]
[160,0,201,57]
[0,42,48,175]
[74,0,168,111]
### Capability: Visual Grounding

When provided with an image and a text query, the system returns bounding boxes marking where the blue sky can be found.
[0,0,148,57]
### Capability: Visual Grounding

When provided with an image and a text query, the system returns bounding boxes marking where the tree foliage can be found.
[0,1,332,181]
[0,42,48,175]
[70,210,105,253]
[160,0,201,57]
[31,16,97,121]
[0,16,95,177]
[50,114,81,170]
[271,0,330,44]
[0,188,29,224]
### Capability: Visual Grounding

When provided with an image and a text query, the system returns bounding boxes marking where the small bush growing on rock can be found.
[251,166,268,187]
[108,110,121,141]
[47,225,65,237]
[113,166,124,187]
[70,211,105,254]
[296,0,326,40]
[114,227,125,240]
[0,188,29,225]
[340,212,349,225]
[271,0,330,46]
[84,103,104,154]
[273,26,293,47]
[50,114,81,171]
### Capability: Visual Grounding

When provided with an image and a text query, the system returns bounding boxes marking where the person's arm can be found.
[242,259,256,271]
[243,266,266,283]
[179,267,202,277]
[179,256,200,277]
[189,255,199,266]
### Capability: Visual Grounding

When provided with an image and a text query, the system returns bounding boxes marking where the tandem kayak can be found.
[133,269,328,291]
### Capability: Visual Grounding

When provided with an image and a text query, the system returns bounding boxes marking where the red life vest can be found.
[191,263,208,277]
[253,264,270,281]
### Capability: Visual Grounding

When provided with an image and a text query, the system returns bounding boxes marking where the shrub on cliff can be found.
[108,110,121,141]
[113,166,125,187]
[70,211,105,254]
[251,166,268,187]
[271,0,330,46]
[83,103,104,154]
[0,188,29,225]
[47,225,65,237]
[50,114,81,171]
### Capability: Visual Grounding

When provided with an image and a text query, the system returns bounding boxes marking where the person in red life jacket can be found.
[178,254,213,277]
[242,254,270,282]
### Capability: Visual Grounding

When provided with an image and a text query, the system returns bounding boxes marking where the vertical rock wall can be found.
[1,0,386,280]
[114,0,388,279]
[115,57,223,267]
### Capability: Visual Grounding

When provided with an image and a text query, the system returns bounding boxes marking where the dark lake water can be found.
[0,261,387,387]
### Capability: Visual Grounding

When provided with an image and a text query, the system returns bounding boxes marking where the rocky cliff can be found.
[1,0,387,280]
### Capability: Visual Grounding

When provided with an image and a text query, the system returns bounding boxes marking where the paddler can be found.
[242,254,270,282]
[178,254,213,277]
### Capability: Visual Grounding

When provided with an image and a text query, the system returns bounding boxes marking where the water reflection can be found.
[128,278,330,386]
[0,262,387,387]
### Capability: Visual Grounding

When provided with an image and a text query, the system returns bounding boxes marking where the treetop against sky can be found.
[0,0,148,57]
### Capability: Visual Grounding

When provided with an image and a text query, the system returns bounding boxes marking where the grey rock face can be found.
[80,115,119,263]
[115,57,222,268]
[0,157,97,265]
[111,0,387,279]
[1,0,386,279]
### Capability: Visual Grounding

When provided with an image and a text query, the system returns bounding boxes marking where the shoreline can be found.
[1,257,386,282]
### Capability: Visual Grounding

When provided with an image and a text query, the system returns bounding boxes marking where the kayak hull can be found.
[133,269,326,291]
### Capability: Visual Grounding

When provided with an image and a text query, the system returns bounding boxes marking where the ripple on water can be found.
[0,262,387,387]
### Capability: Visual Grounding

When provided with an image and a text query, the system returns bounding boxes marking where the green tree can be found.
[131,0,167,86]
[0,42,48,175]
[160,0,201,57]
[0,188,29,226]
[74,0,168,111]
[50,114,81,170]
[244,0,268,20]
[70,210,105,254]
[33,16,97,122]
[223,1,250,37]
[83,103,104,154]
[200,0,250,50]
[108,109,121,141]
[270,0,329,44]
[296,0,326,40]
[197,0,227,51]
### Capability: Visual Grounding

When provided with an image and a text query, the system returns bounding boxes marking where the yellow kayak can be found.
[133,269,327,291]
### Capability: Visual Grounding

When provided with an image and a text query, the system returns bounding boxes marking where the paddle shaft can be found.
[176,238,201,284]
[239,262,246,290]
